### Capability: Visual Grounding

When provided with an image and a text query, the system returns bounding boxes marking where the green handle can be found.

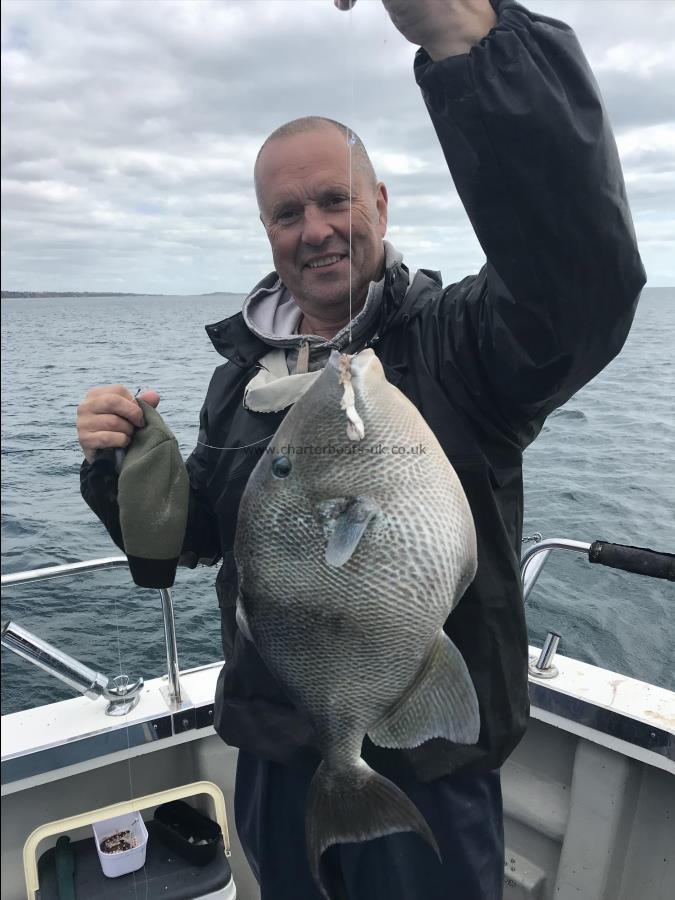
[55,835,75,900]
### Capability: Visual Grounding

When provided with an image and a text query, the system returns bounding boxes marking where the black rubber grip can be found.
[589,541,675,582]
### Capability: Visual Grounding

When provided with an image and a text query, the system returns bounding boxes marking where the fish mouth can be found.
[328,348,378,378]
[349,349,378,377]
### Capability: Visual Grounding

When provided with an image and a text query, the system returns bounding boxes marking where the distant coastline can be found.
[1,290,243,299]
[2,286,671,300]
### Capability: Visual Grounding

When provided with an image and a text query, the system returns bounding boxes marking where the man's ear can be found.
[376,182,388,237]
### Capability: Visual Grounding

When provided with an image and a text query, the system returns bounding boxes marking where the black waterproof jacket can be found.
[82,0,645,782]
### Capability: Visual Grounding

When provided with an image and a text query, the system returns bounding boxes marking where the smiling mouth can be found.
[304,254,348,270]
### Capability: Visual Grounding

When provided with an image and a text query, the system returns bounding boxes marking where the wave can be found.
[0,518,41,539]
[550,408,587,422]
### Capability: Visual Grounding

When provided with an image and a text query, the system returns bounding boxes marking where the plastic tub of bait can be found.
[92,811,148,877]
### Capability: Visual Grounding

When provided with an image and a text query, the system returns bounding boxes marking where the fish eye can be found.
[271,455,292,478]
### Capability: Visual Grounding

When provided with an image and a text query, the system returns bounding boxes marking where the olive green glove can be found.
[118,399,189,588]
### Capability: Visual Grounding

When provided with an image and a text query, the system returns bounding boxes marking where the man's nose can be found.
[301,205,334,246]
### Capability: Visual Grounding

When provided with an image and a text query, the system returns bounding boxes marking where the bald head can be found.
[254,116,377,207]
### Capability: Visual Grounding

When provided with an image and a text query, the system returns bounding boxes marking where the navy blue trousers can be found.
[234,750,504,900]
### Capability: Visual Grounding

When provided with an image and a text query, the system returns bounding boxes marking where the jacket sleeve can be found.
[80,395,221,568]
[414,0,646,446]
[80,454,126,552]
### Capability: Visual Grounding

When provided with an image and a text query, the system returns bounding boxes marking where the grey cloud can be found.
[2,0,673,292]
[601,73,675,131]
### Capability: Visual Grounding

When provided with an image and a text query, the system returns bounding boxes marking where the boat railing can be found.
[2,539,672,715]
[1,556,183,713]
[521,536,674,676]
[521,537,674,600]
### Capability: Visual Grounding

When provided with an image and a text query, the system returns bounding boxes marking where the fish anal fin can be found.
[368,631,480,748]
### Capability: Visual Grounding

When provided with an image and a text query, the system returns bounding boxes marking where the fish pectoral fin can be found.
[368,631,481,748]
[235,595,254,642]
[322,497,380,568]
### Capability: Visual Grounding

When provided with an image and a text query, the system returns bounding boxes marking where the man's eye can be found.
[328,196,349,207]
[277,209,300,222]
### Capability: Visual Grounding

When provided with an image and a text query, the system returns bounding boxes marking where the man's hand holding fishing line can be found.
[77,385,160,464]
[335,0,497,59]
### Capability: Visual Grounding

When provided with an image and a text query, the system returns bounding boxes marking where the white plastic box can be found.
[92,811,148,877]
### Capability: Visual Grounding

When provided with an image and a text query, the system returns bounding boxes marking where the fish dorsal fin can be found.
[317,497,380,568]
[368,631,481,748]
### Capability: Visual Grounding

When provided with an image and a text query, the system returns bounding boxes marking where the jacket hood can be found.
[205,248,442,367]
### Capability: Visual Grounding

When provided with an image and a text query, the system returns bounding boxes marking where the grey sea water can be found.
[1,288,674,715]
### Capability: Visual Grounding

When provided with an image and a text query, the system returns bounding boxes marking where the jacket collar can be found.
[205,260,442,367]
[372,264,442,341]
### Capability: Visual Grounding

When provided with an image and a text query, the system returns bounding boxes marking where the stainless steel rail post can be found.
[159,587,181,706]
[521,539,591,601]
[0,556,130,586]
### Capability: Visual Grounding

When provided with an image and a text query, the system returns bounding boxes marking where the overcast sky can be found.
[2,0,674,293]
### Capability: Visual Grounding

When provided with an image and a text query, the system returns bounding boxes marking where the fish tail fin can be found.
[306,758,440,900]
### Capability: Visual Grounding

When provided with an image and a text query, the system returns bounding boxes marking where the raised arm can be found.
[341,0,646,445]
[415,0,645,441]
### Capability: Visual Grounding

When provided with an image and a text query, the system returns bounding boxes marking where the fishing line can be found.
[4,430,279,455]
[3,447,81,453]
[347,0,355,347]
[102,373,151,897]
[111,590,148,900]
[195,433,276,451]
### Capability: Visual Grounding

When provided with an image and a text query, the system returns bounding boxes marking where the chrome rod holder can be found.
[104,674,144,716]
[529,630,561,679]
[1,620,143,715]
[1,556,182,714]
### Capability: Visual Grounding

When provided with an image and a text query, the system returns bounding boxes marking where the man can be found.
[77,0,645,897]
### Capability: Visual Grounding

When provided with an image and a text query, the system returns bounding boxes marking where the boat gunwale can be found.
[2,648,673,794]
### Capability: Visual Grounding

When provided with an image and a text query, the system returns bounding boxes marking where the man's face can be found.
[256,128,388,318]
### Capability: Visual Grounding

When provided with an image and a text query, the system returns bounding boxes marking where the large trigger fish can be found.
[234,348,480,899]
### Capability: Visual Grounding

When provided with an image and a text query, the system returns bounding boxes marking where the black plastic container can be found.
[152,800,223,867]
